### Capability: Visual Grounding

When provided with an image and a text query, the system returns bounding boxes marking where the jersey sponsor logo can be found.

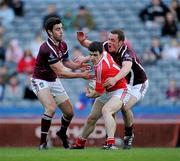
[49,53,55,59]
[48,53,58,62]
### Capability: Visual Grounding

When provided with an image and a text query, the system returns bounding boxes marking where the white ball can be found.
[115,137,123,147]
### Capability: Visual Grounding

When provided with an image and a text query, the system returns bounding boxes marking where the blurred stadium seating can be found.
[0,0,180,119]
[1,0,180,148]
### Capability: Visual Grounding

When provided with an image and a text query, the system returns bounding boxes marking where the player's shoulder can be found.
[39,41,49,52]
[121,44,135,57]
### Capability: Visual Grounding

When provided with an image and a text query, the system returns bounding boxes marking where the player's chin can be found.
[58,35,63,40]
[108,48,115,53]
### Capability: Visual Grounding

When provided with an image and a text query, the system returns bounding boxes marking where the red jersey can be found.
[94,51,127,94]
[17,56,36,74]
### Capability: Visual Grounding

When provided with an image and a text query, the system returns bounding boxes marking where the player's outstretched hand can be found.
[77,31,87,43]
[81,70,95,80]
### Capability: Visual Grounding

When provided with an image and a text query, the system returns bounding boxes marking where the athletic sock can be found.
[125,125,133,136]
[107,137,115,145]
[40,114,52,145]
[59,115,72,135]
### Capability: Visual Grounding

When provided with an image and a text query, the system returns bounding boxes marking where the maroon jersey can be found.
[33,38,69,81]
[103,41,147,85]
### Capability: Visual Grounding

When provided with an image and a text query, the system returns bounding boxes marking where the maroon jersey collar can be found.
[48,37,59,47]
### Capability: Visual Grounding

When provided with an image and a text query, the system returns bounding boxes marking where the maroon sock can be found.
[59,115,72,135]
[40,114,52,145]
[125,125,133,136]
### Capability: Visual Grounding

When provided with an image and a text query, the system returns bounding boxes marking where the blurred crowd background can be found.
[0,0,180,118]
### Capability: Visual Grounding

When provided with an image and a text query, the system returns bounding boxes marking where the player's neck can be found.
[116,43,124,53]
[49,37,59,46]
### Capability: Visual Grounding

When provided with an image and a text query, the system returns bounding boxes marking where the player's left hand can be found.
[103,77,117,89]
[85,87,99,98]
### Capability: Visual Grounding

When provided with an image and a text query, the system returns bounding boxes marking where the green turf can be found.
[0,147,179,161]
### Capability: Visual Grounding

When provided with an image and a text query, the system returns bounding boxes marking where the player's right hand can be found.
[77,31,87,43]
[81,70,95,80]
[103,77,117,89]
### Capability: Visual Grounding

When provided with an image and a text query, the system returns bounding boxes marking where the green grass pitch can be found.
[0,147,179,161]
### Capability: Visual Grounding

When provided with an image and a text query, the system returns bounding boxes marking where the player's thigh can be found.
[31,78,57,110]
[102,96,123,114]
[58,98,74,117]
[89,98,104,120]
[37,88,57,110]
[47,78,73,116]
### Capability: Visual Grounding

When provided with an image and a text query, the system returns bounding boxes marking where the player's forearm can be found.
[80,39,92,48]
[114,67,130,82]
[114,61,132,82]
[63,60,79,70]
[58,70,83,78]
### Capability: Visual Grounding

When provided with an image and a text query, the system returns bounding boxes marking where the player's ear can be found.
[48,30,52,36]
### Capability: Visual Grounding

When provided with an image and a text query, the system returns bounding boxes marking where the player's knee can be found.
[64,111,74,120]
[122,104,131,112]
[45,107,56,116]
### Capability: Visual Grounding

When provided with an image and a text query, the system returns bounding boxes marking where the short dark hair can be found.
[88,41,103,54]
[45,17,62,35]
[110,29,125,41]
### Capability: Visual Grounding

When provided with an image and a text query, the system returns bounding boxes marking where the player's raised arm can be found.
[77,31,92,48]
[50,61,91,79]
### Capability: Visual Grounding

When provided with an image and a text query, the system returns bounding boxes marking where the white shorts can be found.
[31,78,69,104]
[127,80,149,102]
[97,89,127,104]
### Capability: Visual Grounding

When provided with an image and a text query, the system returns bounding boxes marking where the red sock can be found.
[75,137,87,147]
[107,138,115,145]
